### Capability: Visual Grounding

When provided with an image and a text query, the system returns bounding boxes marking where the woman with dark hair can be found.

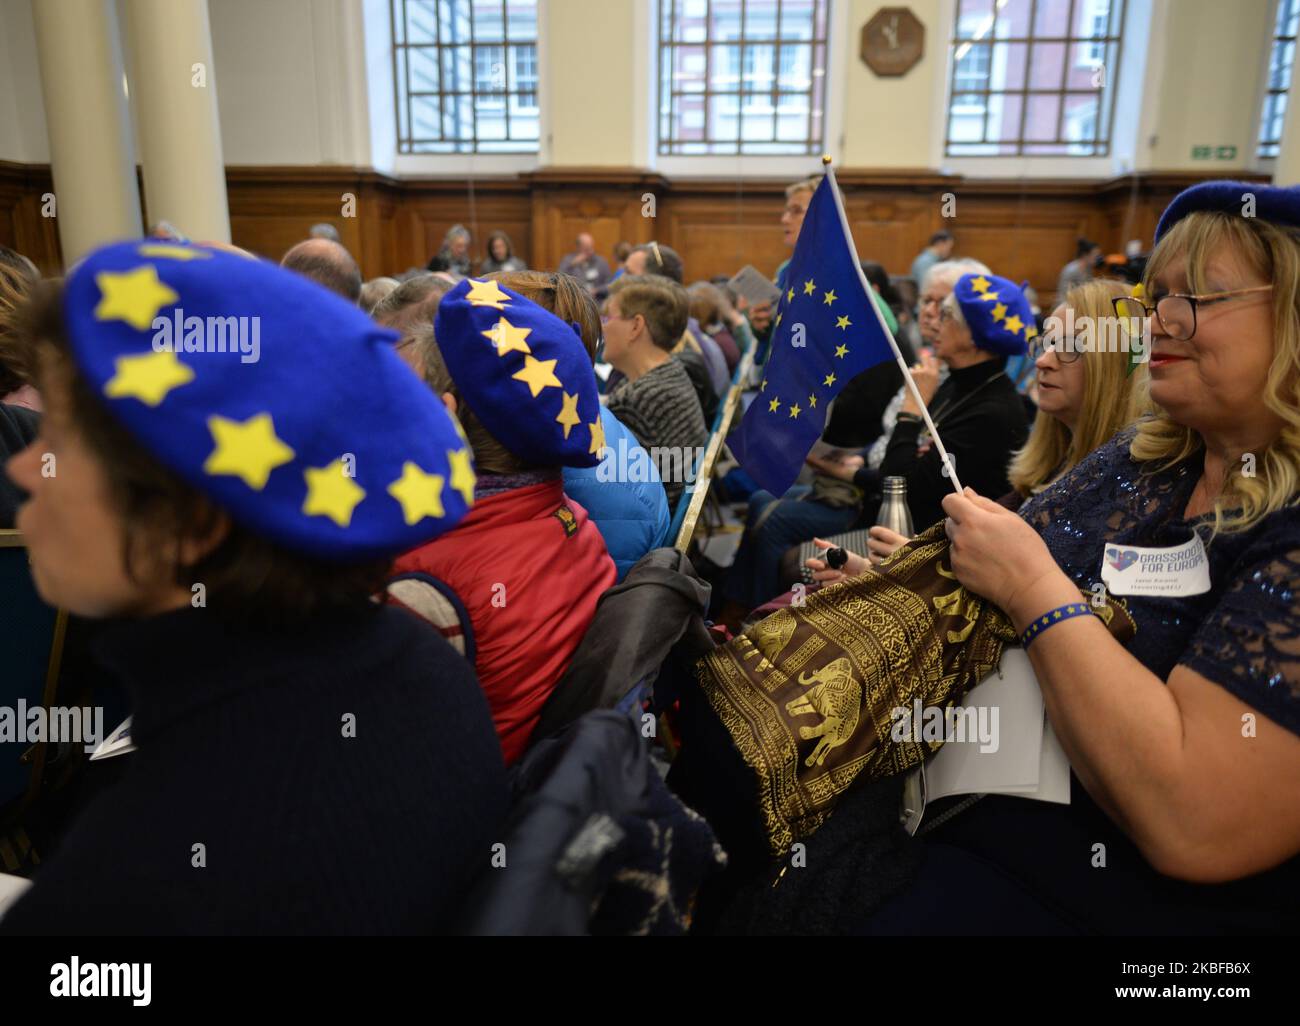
[0,242,508,935]
[479,231,527,275]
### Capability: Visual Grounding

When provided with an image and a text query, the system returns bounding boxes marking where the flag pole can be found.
[820,155,964,495]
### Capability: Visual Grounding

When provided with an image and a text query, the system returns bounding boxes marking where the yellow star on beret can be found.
[588,414,607,456]
[465,278,512,311]
[822,289,838,305]
[834,344,848,358]
[387,461,446,525]
[512,354,562,397]
[482,316,532,357]
[103,350,194,406]
[448,446,476,505]
[970,276,991,294]
[803,278,816,295]
[991,302,1008,322]
[203,413,294,490]
[823,372,836,387]
[768,396,781,413]
[788,403,801,418]
[94,266,179,330]
[808,393,818,408]
[137,244,211,262]
[836,315,851,329]
[302,458,366,527]
[1003,314,1025,335]
[556,391,581,439]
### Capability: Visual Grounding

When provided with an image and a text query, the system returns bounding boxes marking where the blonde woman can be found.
[1008,279,1149,497]
[860,180,1300,934]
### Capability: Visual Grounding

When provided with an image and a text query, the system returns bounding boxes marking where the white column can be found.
[30,0,143,264]
[122,0,230,243]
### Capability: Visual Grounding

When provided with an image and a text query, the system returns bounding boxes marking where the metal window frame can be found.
[945,0,1126,157]
[657,0,830,156]
[391,0,540,154]
[1258,0,1299,157]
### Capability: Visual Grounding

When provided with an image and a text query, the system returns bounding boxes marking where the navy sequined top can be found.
[926,425,1300,934]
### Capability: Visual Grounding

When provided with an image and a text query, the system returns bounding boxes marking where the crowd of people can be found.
[0,172,1297,936]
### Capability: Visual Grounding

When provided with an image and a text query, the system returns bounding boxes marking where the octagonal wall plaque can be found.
[861,7,924,78]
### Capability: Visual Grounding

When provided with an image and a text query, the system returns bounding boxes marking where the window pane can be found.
[1033,0,1069,37]
[989,93,1024,141]
[1028,42,1067,89]
[1024,93,1062,141]
[992,41,1029,90]
[955,0,995,37]
[475,0,504,42]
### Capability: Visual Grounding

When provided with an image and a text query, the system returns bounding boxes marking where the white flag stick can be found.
[823,159,964,495]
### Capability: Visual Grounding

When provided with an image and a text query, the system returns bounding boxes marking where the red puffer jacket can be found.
[389,477,616,764]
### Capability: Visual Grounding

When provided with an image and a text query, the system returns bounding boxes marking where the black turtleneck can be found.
[0,603,508,936]
[856,357,1029,530]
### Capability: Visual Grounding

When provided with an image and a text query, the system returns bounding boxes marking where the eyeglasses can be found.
[1028,336,1083,364]
[1112,285,1272,342]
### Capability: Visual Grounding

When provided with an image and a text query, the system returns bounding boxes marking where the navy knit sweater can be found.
[0,603,508,935]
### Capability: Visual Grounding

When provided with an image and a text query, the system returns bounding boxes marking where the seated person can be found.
[387,279,617,764]
[0,241,507,934]
[487,269,669,581]
[688,281,741,372]
[602,276,710,510]
[862,181,1300,933]
[809,279,1144,578]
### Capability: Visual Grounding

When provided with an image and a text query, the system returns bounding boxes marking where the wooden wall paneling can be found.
[0,161,62,275]
[0,164,1273,294]
[524,169,667,273]
[660,181,789,283]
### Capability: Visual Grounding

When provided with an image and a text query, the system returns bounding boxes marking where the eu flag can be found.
[728,172,898,496]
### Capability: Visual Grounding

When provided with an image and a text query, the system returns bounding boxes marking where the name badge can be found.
[1100,533,1211,596]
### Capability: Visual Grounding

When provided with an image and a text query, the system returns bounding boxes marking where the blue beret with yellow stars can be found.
[953,272,1037,357]
[433,278,603,468]
[63,240,476,561]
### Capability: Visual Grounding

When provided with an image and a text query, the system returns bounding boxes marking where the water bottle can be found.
[875,476,914,538]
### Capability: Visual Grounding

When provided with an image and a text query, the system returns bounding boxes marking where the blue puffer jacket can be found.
[564,408,670,581]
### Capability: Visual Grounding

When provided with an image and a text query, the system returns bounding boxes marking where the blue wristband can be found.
[1020,602,1096,648]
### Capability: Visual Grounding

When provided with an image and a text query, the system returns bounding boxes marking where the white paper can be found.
[89,716,136,761]
[1100,533,1211,597]
[0,873,32,921]
[727,265,782,308]
[922,648,1046,801]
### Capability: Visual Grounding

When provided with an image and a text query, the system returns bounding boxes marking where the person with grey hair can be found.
[310,223,341,242]
[360,276,400,316]
[431,225,472,277]
[370,273,453,376]
[280,238,363,304]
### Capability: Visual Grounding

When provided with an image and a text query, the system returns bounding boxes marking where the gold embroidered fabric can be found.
[696,521,1134,856]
